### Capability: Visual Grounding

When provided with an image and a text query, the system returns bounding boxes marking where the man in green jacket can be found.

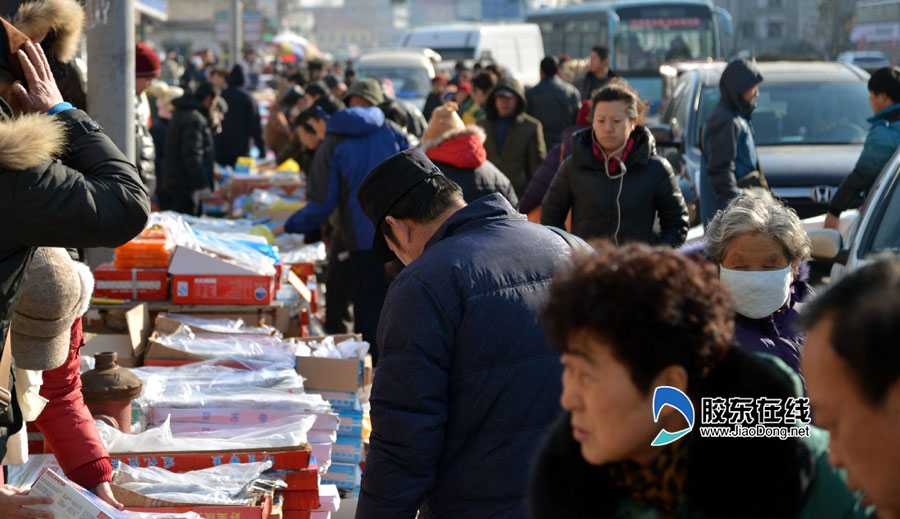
[479,76,546,197]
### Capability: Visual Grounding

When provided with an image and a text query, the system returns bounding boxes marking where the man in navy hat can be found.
[354,149,580,519]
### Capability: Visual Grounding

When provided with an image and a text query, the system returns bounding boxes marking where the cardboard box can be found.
[307,390,361,412]
[335,409,364,438]
[169,246,276,305]
[172,274,276,306]
[109,445,311,472]
[265,467,319,491]
[321,462,361,490]
[278,490,319,511]
[294,335,369,393]
[94,262,169,300]
[82,303,150,367]
[29,468,129,519]
[113,484,273,519]
[282,512,331,519]
[331,436,364,464]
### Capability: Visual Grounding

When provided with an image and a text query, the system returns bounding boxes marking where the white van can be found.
[356,49,436,110]
[399,23,544,86]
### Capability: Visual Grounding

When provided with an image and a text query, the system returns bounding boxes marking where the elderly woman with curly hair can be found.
[704,195,813,375]
[529,242,869,519]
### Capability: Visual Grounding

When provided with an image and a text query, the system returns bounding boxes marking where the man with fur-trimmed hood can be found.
[0,5,149,511]
[423,103,518,206]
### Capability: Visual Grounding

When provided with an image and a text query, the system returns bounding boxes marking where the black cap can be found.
[357,149,445,263]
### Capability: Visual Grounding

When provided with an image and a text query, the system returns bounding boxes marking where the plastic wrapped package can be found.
[114,223,174,269]
[296,337,370,360]
[277,239,327,265]
[159,313,280,337]
[153,327,295,362]
[133,360,306,408]
[141,388,331,414]
[98,415,317,453]
[192,230,276,276]
[179,214,256,235]
[113,461,278,505]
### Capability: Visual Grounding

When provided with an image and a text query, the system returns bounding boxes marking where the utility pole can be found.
[84,0,135,269]
[85,0,135,162]
[231,0,244,67]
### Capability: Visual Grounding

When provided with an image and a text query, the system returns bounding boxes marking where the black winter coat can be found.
[541,126,689,247]
[525,76,581,149]
[0,107,150,459]
[357,195,572,519]
[159,95,215,212]
[215,65,266,166]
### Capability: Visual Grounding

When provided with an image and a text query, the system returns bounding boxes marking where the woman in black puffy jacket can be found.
[541,81,689,247]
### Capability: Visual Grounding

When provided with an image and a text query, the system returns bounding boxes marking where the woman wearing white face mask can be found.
[704,194,813,374]
[541,80,689,246]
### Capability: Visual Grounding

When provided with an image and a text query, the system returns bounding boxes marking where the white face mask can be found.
[719,265,791,319]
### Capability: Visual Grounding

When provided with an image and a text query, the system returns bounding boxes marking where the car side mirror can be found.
[650,124,676,147]
[808,229,847,263]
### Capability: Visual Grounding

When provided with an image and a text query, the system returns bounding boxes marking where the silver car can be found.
[809,148,900,279]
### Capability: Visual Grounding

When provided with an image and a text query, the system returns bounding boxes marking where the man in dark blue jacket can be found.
[699,59,764,225]
[276,106,408,352]
[354,149,577,519]
[214,64,266,167]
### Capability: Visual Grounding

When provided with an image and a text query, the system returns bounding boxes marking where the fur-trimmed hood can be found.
[0,111,65,170]
[422,124,485,154]
[424,125,487,170]
[13,0,86,64]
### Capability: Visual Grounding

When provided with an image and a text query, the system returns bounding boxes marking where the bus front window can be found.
[614,6,715,73]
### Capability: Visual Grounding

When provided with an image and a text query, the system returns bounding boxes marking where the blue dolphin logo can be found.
[651,386,695,446]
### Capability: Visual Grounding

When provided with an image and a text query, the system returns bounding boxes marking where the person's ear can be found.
[385,216,411,245]
[651,365,689,395]
[649,364,690,423]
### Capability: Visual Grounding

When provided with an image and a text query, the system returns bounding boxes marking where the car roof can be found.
[357,51,434,69]
[692,61,869,86]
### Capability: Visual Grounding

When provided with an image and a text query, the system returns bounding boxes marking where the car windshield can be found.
[870,170,900,254]
[696,82,871,145]
[357,67,431,99]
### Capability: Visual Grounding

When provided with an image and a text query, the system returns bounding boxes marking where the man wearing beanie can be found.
[354,149,583,519]
[0,9,149,512]
[135,41,160,197]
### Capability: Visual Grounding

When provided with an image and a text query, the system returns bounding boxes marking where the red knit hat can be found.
[135,42,160,78]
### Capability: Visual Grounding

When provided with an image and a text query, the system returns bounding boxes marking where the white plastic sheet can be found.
[276,238,326,264]
[113,461,277,505]
[160,313,280,336]
[98,415,316,453]
[154,327,295,362]
[133,358,305,408]
[296,337,369,360]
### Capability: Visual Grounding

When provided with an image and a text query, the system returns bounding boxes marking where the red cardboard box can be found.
[169,246,276,305]
[278,490,319,511]
[93,262,168,300]
[109,445,311,472]
[114,486,273,519]
[171,274,275,305]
